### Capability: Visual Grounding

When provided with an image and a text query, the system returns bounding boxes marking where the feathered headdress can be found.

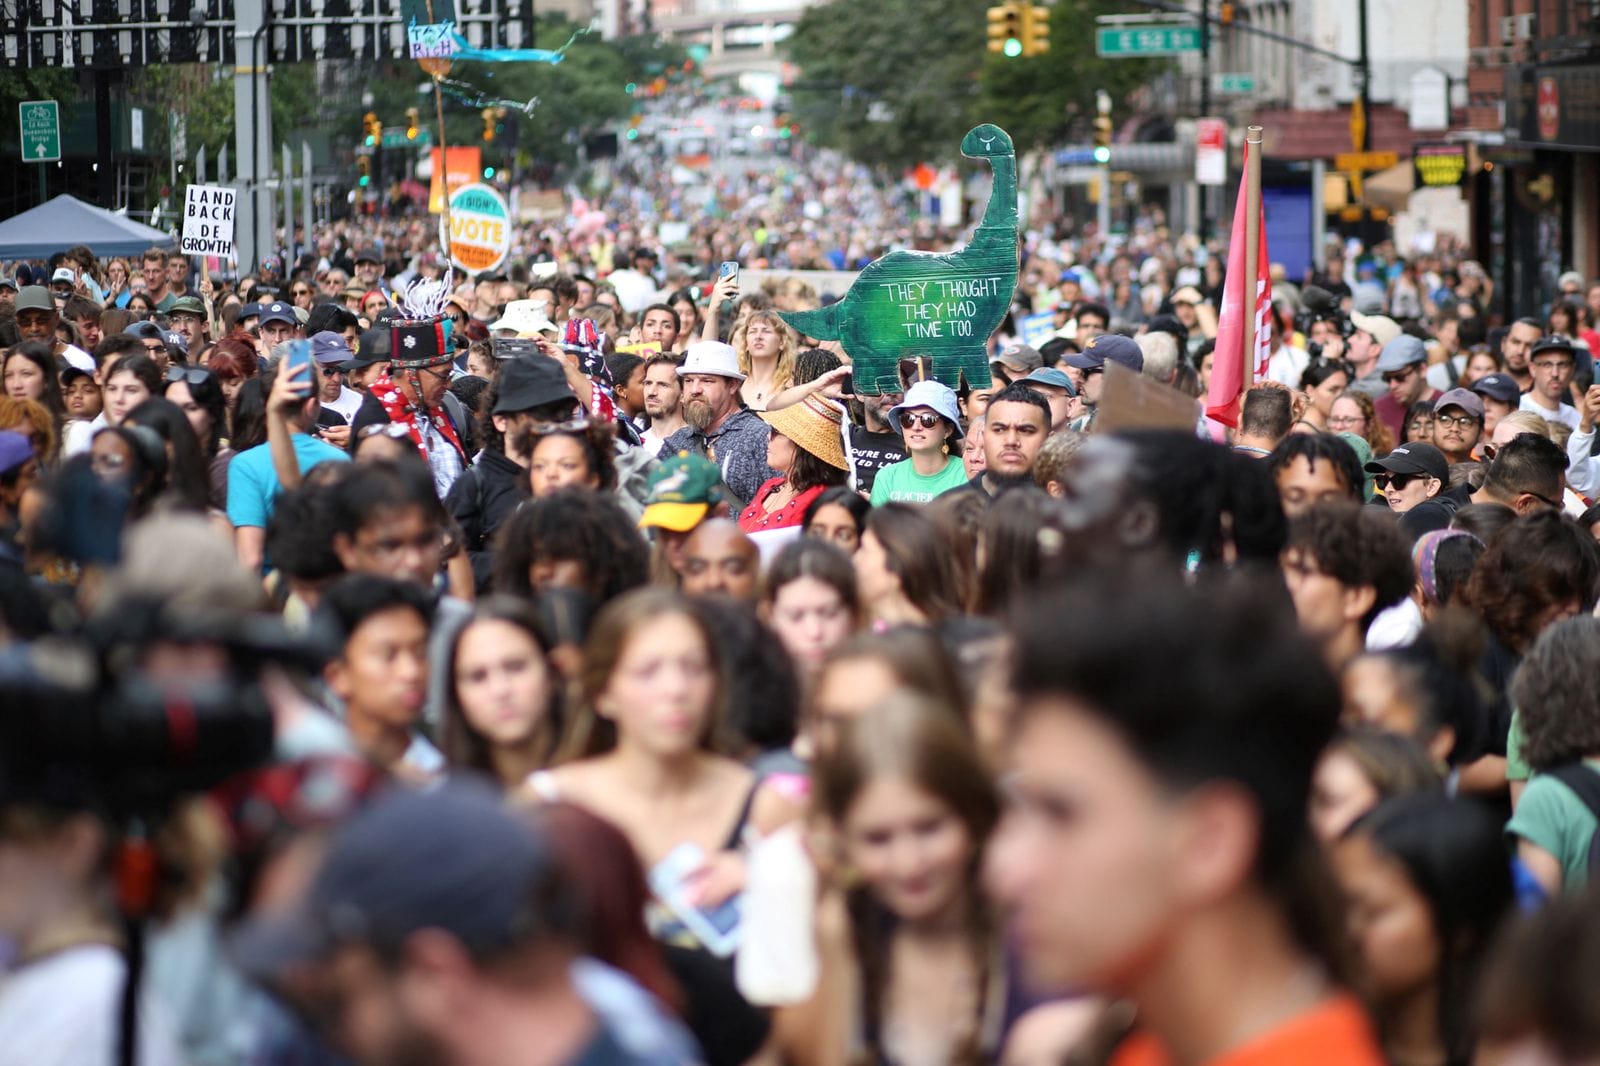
[390,269,458,370]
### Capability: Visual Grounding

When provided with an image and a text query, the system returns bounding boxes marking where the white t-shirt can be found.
[322,384,365,423]
[1520,393,1581,431]
[0,944,186,1065]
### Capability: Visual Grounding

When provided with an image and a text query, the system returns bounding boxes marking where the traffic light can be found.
[482,107,496,142]
[1020,4,1049,56]
[1093,115,1113,164]
[987,3,1022,57]
[356,155,371,187]
[362,111,380,147]
[405,107,420,141]
[1219,1,1236,23]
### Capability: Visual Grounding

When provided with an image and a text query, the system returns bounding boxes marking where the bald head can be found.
[681,518,759,601]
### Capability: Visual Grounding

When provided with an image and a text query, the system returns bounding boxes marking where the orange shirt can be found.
[1110,994,1385,1066]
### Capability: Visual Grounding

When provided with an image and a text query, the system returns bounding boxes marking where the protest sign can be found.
[442,182,511,274]
[429,146,482,213]
[777,124,1018,395]
[1096,362,1201,433]
[180,184,236,258]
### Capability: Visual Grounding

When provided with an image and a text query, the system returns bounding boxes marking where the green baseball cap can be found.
[639,451,723,532]
[168,295,207,317]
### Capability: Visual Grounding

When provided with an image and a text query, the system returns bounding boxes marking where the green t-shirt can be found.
[1507,710,1529,782]
[869,456,968,505]
[1506,759,1600,891]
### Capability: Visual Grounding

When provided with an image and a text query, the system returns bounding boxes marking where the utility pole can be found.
[1198,0,1211,242]
[233,0,272,273]
[1355,0,1371,151]
[1096,89,1112,239]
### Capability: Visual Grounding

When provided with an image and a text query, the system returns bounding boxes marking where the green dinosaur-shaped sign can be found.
[779,124,1019,395]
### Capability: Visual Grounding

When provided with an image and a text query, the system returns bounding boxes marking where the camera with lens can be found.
[1297,284,1350,359]
[0,600,327,817]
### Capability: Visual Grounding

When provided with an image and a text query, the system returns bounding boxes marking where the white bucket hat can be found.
[677,340,746,382]
[887,379,964,441]
[489,299,558,336]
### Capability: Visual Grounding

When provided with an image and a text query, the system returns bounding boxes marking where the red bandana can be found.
[367,372,465,461]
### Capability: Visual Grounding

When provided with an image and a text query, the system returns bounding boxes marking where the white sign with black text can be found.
[181,184,237,258]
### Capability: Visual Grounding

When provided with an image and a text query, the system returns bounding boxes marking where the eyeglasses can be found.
[359,423,412,441]
[318,365,344,378]
[1381,366,1417,384]
[142,342,168,355]
[1434,413,1480,429]
[447,313,467,327]
[164,365,212,386]
[1374,472,1423,491]
[291,287,312,296]
[897,411,943,431]
[1531,359,1574,372]
[1327,415,1365,429]
[1521,490,1562,509]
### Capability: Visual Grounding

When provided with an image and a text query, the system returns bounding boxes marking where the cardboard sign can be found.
[777,124,1019,395]
[442,183,511,275]
[1095,362,1201,434]
[180,184,236,258]
[1018,310,1057,348]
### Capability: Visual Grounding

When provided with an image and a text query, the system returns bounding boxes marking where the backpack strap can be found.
[1548,763,1600,817]
[1547,764,1600,872]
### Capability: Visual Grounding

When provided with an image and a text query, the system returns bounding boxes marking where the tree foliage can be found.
[977,0,1164,151]
[787,0,984,171]
[787,0,1168,166]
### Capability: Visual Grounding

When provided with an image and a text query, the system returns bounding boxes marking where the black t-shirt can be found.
[848,426,905,494]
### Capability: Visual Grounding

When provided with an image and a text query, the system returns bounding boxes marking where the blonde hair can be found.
[732,309,797,390]
[1495,410,1551,440]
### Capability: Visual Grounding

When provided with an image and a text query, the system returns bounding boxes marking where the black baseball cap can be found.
[231,779,562,982]
[492,355,576,415]
[340,327,392,370]
[1364,442,1448,483]
[1066,333,1145,373]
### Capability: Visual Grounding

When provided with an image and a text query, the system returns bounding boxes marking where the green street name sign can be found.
[382,127,434,148]
[1095,26,1200,57]
[19,100,60,162]
[1212,73,1257,94]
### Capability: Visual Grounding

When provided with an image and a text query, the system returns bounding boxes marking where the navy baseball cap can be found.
[1471,373,1521,406]
[0,431,33,477]
[125,321,165,342]
[1065,333,1145,374]
[239,302,263,322]
[231,779,563,981]
[310,330,353,365]
[258,301,297,327]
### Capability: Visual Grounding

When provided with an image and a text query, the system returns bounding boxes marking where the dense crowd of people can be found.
[3,189,1600,1066]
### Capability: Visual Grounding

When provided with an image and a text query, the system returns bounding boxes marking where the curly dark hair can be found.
[492,488,648,606]
[1464,511,1600,654]
[1284,502,1414,630]
[1267,432,1363,502]
[515,420,619,494]
[1509,616,1600,771]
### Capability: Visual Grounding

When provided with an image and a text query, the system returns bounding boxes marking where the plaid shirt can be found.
[659,408,776,507]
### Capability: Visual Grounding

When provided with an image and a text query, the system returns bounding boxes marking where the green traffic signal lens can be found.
[1003,37,1022,57]
[1093,146,1111,164]
[625,128,639,141]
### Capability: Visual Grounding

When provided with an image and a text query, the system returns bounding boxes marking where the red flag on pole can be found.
[1204,140,1271,429]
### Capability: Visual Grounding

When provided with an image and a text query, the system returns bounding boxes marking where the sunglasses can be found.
[1381,366,1416,384]
[165,365,212,385]
[359,423,412,441]
[142,342,168,354]
[530,415,591,436]
[897,411,943,431]
[1374,472,1424,490]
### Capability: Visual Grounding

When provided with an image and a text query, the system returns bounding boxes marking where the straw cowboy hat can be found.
[760,394,848,470]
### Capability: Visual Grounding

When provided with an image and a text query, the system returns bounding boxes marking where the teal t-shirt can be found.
[869,456,969,505]
[1506,758,1600,891]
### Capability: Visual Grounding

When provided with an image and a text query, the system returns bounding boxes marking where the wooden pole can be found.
[420,0,453,265]
[1241,125,1263,390]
